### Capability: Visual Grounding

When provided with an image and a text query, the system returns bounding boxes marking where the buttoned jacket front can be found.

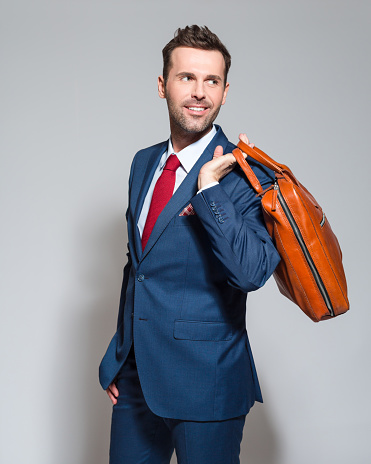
[99,126,280,421]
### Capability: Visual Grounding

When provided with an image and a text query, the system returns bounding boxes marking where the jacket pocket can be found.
[173,320,233,341]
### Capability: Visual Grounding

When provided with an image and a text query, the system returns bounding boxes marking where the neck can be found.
[170,123,213,153]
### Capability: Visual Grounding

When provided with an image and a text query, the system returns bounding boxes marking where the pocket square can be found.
[179,203,196,216]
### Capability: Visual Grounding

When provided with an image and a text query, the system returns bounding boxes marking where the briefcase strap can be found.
[232,148,264,195]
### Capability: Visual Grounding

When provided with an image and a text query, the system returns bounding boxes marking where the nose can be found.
[191,80,205,100]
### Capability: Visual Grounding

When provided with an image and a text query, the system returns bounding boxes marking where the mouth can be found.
[185,106,209,115]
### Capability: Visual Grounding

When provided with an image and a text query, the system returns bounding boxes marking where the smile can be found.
[186,106,208,113]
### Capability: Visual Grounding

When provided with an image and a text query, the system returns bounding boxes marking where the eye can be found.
[207,79,218,85]
[181,75,192,82]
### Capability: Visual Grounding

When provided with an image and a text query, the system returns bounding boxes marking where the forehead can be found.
[169,47,225,77]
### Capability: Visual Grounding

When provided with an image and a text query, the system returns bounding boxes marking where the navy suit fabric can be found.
[99,126,280,421]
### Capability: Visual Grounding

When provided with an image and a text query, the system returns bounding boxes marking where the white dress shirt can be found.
[137,125,218,237]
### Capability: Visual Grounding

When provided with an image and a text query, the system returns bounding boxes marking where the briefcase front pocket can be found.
[173,319,232,341]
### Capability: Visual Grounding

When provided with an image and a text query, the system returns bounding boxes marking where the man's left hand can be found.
[197,133,254,190]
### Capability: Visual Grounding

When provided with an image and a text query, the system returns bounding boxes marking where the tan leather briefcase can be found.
[233,140,349,322]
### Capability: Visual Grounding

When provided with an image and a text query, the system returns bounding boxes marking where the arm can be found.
[115,242,132,329]
[114,148,138,327]
[106,151,137,403]
[191,135,280,293]
[107,239,131,405]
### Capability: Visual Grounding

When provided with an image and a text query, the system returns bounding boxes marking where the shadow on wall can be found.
[50,214,128,464]
[241,402,279,464]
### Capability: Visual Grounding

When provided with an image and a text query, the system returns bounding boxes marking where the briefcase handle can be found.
[236,140,285,174]
[234,140,299,192]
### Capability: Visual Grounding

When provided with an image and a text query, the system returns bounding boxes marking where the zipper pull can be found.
[271,182,278,211]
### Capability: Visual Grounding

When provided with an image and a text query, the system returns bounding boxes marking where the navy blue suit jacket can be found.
[99,126,280,421]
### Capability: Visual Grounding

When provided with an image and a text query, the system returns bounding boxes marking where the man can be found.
[99,25,280,463]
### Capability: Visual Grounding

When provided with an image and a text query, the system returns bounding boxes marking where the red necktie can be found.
[141,154,181,251]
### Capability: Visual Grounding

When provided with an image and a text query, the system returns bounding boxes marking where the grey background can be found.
[1,1,370,463]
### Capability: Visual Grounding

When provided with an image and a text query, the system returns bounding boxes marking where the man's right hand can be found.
[106,382,119,405]
[197,133,254,190]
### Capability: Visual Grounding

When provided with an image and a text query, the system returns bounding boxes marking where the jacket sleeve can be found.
[116,242,132,329]
[115,150,139,328]
[190,169,280,293]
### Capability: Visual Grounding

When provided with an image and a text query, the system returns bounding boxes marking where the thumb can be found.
[213,145,224,158]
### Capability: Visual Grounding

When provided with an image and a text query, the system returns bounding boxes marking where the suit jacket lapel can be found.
[140,126,229,262]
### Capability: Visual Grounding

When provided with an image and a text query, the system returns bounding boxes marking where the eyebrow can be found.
[176,72,223,82]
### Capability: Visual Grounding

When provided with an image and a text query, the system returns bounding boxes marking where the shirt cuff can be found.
[197,181,219,195]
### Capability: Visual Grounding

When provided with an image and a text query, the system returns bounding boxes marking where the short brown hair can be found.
[162,25,231,86]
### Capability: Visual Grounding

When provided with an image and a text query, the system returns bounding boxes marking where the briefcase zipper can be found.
[273,183,334,317]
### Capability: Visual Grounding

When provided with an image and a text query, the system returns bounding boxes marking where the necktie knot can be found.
[164,154,181,172]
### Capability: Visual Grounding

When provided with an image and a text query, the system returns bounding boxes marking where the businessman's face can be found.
[158,47,229,136]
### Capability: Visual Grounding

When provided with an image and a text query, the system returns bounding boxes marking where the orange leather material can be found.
[232,148,263,194]
[235,140,349,322]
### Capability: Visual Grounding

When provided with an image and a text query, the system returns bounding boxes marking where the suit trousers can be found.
[109,344,246,464]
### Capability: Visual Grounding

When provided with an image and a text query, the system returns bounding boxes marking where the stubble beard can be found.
[166,96,222,135]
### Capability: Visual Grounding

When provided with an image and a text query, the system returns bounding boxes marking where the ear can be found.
[158,76,166,99]
[221,82,229,105]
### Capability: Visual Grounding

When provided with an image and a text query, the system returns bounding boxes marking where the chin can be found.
[184,125,208,134]
[181,118,213,134]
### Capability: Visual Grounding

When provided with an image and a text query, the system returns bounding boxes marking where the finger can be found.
[109,382,119,398]
[106,382,119,404]
[106,389,118,405]
[239,133,255,149]
[217,152,238,168]
[106,385,119,404]
[213,145,224,158]
[239,133,249,145]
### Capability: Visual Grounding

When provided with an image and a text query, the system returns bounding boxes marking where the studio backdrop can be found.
[1,1,370,463]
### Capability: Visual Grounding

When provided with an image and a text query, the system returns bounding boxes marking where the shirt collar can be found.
[160,125,217,173]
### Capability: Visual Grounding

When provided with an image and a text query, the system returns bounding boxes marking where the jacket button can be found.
[137,274,145,282]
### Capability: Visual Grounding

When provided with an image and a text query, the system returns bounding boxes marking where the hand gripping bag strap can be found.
[233,139,350,322]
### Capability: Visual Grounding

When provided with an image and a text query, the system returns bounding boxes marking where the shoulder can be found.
[127,140,167,188]
[135,140,168,156]
[132,140,167,165]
